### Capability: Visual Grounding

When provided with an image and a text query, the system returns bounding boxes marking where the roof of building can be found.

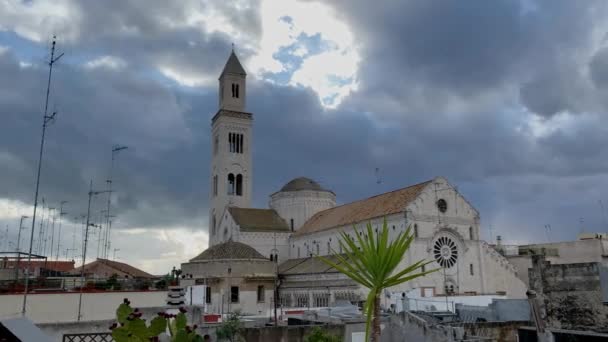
[278,254,345,275]
[293,179,432,237]
[3,260,75,272]
[228,207,290,232]
[221,50,246,77]
[280,177,331,192]
[190,240,267,261]
[70,258,155,278]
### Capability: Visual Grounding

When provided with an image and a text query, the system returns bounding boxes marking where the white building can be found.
[186,51,528,315]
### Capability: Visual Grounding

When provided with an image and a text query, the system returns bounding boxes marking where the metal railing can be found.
[63,333,113,342]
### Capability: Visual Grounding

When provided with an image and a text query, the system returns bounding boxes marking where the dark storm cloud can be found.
[332,0,606,117]
[2,0,608,253]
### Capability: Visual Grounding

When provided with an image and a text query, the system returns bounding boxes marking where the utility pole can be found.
[23,35,64,317]
[56,201,67,261]
[48,208,57,265]
[14,216,29,283]
[77,181,110,321]
[104,145,128,259]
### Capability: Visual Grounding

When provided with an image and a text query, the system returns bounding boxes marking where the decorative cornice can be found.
[212,109,253,124]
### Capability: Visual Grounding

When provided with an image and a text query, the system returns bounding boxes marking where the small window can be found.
[274,254,278,263]
[236,174,243,196]
[392,225,395,231]
[214,135,219,155]
[227,173,235,195]
[297,247,301,258]
[421,265,425,272]
[205,286,211,304]
[470,264,474,276]
[231,83,239,98]
[290,219,294,231]
[414,224,418,238]
[228,132,244,154]
[213,175,218,197]
[230,286,239,303]
[316,244,320,255]
[212,215,216,235]
[327,241,331,254]
[257,285,265,302]
[270,254,274,262]
[469,226,474,240]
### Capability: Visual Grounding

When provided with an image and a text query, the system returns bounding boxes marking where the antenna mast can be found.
[22,35,64,316]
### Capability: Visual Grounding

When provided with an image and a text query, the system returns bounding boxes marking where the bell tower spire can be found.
[218,49,247,112]
[209,50,253,246]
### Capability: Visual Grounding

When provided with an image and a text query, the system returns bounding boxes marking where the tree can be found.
[305,326,342,342]
[317,219,438,342]
[216,311,243,342]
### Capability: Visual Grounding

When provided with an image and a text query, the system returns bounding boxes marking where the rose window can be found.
[433,236,458,268]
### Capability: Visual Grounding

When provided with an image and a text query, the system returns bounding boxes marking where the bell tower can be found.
[209,50,253,246]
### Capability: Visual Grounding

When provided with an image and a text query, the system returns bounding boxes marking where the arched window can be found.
[235,84,239,98]
[231,83,235,97]
[212,215,216,235]
[270,254,274,262]
[236,174,243,196]
[469,226,474,240]
[227,173,235,195]
[414,224,418,238]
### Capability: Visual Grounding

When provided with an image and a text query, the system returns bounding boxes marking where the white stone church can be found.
[182,51,527,315]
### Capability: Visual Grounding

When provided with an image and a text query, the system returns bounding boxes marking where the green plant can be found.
[317,219,438,342]
[110,298,202,342]
[216,311,243,342]
[305,326,342,342]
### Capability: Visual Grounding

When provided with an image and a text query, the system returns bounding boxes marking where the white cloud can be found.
[112,227,208,275]
[84,56,127,70]
[251,0,360,108]
[0,0,81,42]
[158,64,214,87]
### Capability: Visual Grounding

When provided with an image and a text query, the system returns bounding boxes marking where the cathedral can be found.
[181,51,527,315]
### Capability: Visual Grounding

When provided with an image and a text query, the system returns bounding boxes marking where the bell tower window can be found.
[231,83,239,98]
[228,132,244,153]
[227,173,235,195]
[236,174,243,196]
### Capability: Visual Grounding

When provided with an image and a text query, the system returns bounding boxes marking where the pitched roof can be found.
[220,51,246,77]
[3,260,74,272]
[278,254,347,275]
[228,207,290,232]
[190,240,267,261]
[70,258,155,278]
[293,180,432,237]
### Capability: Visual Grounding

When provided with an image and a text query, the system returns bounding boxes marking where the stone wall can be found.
[529,255,608,332]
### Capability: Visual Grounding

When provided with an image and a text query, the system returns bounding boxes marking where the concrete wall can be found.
[381,312,465,342]
[456,299,530,322]
[460,321,529,342]
[529,255,608,331]
[0,291,167,323]
[506,238,608,287]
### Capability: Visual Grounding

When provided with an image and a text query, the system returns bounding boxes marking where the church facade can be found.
[184,51,527,315]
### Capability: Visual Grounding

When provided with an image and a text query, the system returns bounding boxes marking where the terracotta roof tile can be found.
[293,180,432,237]
[228,207,290,232]
[190,240,267,261]
[70,259,155,278]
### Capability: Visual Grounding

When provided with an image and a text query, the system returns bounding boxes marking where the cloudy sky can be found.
[1,0,608,274]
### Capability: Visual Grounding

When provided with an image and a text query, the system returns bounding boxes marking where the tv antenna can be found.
[23,35,64,316]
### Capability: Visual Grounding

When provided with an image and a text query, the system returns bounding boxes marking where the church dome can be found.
[280,177,330,192]
[190,240,266,261]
